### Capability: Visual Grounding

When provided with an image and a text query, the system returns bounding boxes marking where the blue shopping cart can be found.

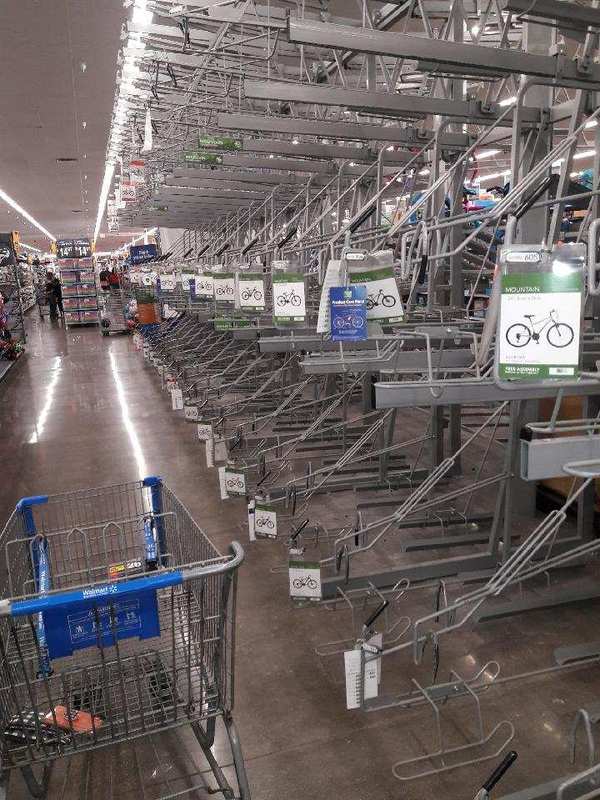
[0,477,250,799]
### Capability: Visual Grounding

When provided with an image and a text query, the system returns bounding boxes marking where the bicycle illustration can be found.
[292,575,318,590]
[241,287,263,302]
[333,314,365,330]
[505,309,574,349]
[226,476,245,490]
[255,516,274,529]
[366,288,396,310]
[197,281,213,293]
[216,284,234,297]
[276,289,302,307]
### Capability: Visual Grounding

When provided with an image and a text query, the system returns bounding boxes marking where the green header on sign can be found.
[215,273,235,280]
[272,272,303,283]
[198,135,242,151]
[239,273,263,281]
[501,273,582,293]
[349,266,394,283]
[183,151,223,165]
[288,561,320,570]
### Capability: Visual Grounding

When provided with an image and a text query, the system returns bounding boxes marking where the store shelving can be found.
[59,256,99,328]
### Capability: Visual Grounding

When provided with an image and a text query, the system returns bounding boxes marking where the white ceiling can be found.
[0,0,135,252]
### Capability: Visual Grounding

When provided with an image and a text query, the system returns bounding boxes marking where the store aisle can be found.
[2,318,592,800]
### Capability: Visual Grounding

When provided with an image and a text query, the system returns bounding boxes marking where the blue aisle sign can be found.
[130,244,158,265]
[330,286,367,341]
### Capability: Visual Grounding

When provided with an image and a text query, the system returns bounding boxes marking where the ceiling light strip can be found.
[0,188,56,241]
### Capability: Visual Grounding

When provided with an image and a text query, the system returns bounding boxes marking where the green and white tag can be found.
[195,274,214,298]
[498,272,582,380]
[184,404,198,421]
[197,422,213,441]
[237,273,266,311]
[349,265,403,324]
[254,503,277,538]
[224,469,246,496]
[272,272,306,324]
[289,560,321,600]
[214,273,236,303]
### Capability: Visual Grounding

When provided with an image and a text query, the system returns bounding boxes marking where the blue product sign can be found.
[130,244,158,265]
[43,588,161,659]
[330,286,367,341]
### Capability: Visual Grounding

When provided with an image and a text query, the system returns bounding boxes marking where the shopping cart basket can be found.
[0,477,250,799]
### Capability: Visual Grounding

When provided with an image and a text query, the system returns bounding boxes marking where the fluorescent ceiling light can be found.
[574,149,596,160]
[418,168,430,176]
[498,96,516,107]
[0,188,56,241]
[19,242,42,253]
[585,120,598,129]
[477,170,511,182]
[475,149,501,160]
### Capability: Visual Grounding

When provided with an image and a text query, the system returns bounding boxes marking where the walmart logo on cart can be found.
[82,584,119,599]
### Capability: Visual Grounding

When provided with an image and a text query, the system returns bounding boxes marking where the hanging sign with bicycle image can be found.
[498,268,582,380]
[349,265,403,324]
[224,469,246,496]
[213,273,236,304]
[237,272,266,311]
[288,560,321,600]
[272,272,306,324]
[254,503,277,538]
[194,273,214,299]
[330,285,367,342]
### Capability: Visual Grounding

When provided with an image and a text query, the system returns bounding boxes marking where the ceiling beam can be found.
[243,80,540,125]
[287,18,600,88]
[217,112,470,148]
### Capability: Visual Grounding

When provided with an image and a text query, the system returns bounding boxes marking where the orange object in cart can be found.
[137,302,158,324]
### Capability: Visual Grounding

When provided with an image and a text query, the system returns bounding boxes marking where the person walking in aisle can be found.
[45,271,58,319]
[52,274,64,317]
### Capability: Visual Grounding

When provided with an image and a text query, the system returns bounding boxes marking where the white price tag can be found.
[288,560,321,599]
[214,436,228,463]
[133,333,142,351]
[225,470,246,496]
[143,343,150,359]
[171,387,184,410]
[218,466,229,500]
[197,423,213,441]
[254,505,277,538]
[184,404,199,421]
[247,499,256,542]
[344,647,379,710]
[205,437,215,467]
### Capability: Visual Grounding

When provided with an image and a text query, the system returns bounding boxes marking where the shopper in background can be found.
[108,267,120,289]
[45,271,58,319]
[99,265,110,291]
[52,274,64,317]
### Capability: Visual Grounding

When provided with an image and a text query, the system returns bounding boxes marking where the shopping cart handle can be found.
[482,751,518,793]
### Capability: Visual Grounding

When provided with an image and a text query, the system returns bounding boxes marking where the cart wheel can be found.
[101,331,109,337]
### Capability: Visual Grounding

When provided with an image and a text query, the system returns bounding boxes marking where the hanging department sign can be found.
[272,272,306,324]
[198,134,242,151]
[330,286,367,342]
[237,272,265,311]
[498,252,583,380]
[349,264,403,324]
[183,151,223,165]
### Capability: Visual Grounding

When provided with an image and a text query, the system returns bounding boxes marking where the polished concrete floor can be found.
[3,315,600,799]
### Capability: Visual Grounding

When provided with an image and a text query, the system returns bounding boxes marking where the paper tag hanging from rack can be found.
[142,107,153,153]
